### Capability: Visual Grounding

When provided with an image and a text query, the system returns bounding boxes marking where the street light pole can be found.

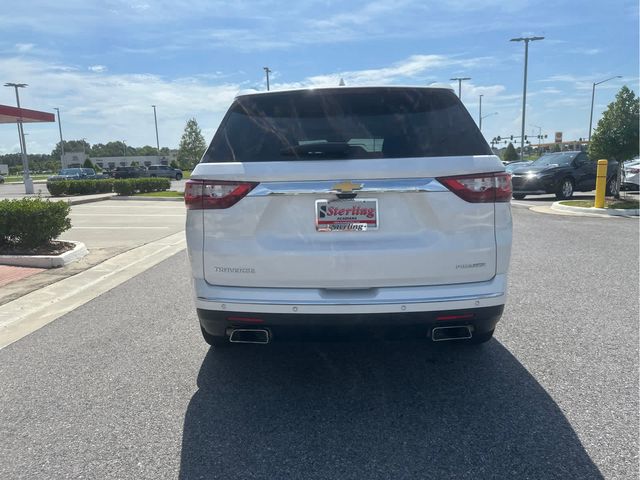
[510,36,544,161]
[54,107,65,167]
[450,77,471,100]
[479,94,483,131]
[588,76,622,143]
[152,105,160,155]
[4,82,33,194]
[263,67,272,91]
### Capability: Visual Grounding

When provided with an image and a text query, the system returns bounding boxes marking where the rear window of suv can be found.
[202,87,491,162]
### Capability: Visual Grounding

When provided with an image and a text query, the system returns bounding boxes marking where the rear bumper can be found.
[198,305,504,339]
[195,274,507,338]
[511,176,556,194]
[193,274,507,314]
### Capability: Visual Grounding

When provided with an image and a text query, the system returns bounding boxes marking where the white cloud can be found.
[15,43,35,53]
[273,54,494,89]
[0,57,242,154]
[88,65,108,73]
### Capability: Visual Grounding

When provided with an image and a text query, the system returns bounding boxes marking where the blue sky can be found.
[0,0,638,155]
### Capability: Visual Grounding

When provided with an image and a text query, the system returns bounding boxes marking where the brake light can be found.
[184,180,258,209]
[437,172,512,203]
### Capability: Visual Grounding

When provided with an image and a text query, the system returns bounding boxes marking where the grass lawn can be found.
[133,190,184,198]
[3,175,50,182]
[182,170,191,179]
[560,198,640,209]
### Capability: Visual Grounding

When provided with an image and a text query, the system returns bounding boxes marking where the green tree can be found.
[552,143,562,152]
[82,158,94,168]
[589,85,639,162]
[177,118,206,169]
[503,142,519,162]
[51,140,90,160]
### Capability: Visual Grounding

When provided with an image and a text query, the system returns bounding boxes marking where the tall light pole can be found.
[4,82,33,193]
[152,105,160,155]
[263,67,272,91]
[588,76,621,143]
[481,112,498,132]
[123,140,127,157]
[510,36,544,161]
[478,94,483,130]
[450,77,471,99]
[54,107,65,166]
[531,124,543,153]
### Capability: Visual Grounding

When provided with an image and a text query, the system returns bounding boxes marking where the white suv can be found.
[185,86,512,347]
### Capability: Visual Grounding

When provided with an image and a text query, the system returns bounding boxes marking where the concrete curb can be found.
[0,231,186,350]
[0,241,88,268]
[551,202,639,217]
[111,195,183,202]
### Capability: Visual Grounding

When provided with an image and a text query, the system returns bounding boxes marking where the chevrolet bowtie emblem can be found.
[332,181,363,193]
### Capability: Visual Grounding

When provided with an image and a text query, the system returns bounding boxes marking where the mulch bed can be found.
[0,241,76,256]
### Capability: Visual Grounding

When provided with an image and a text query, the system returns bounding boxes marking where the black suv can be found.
[511,151,620,200]
[147,165,183,180]
[113,166,148,179]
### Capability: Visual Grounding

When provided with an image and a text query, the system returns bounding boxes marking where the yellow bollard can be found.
[594,159,608,208]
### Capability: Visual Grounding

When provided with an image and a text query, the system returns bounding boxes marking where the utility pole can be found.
[510,36,544,161]
[450,77,471,100]
[152,105,160,155]
[54,107,65,167]
[263,67,272,91]
[4,82,33,194]
[479,94,483,131]
[588,76,621,143]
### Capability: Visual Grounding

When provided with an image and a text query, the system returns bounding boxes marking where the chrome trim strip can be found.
[247,178,448,196]
[197,291,503,306]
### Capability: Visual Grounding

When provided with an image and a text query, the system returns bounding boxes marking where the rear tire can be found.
[201,327,229,348]
[606,174,620,199]
[512,193,526,200]
[176,173,183,180]
[555,178,574,200]
[468,329,494,344]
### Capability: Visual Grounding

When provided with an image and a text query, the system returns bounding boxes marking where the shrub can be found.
[114,179,136,196]
[45,178,170,196]
[0,198,72,249]
[47,179,115,196]
[47,180,70,196]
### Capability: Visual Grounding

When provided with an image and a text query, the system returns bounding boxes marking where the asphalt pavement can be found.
[0,207,638,479]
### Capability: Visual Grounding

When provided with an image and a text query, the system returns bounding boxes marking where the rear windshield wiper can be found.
[280,142,352,157]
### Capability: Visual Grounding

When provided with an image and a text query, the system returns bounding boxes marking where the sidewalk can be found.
[0,199,186,306]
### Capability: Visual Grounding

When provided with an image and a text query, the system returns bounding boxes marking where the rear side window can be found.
[203,87,491,163]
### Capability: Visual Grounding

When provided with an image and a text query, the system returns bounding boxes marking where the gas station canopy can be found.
[0,104,55,124]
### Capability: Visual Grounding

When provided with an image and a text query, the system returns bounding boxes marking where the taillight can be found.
[437,172,512,203]
[184,180,258,209]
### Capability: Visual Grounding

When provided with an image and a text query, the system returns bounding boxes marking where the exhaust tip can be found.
[432,326,472,342]
[229,328,271,344]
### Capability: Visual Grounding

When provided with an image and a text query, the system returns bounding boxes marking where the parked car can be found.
[185,86,512,348]
[148,164,183,180]
[0,174,4,184]
[510,151,620,200]
[112,166,148,179]
[48,168,103,181]
[504,161,532,173]
[621,158,640,191]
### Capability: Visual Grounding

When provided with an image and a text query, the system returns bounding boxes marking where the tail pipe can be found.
[228,328,271,344]
[431,325,473,342]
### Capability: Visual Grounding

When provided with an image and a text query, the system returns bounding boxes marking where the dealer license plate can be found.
[315,199,378,232]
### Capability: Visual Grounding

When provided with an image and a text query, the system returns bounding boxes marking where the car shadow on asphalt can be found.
[179,339,603,480]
